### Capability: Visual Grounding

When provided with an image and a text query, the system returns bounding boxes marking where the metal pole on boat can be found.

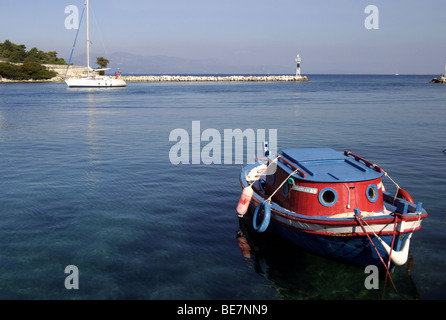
[86,0,90,76]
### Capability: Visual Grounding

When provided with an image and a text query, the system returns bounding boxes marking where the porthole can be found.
[318,188,338,207]
[366,184,378,203]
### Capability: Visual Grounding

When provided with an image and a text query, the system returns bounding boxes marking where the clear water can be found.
[0,75,445,300]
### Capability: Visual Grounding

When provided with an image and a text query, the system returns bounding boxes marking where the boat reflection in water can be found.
[235,217,419,300]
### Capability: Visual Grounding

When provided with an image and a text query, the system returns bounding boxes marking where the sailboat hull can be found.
[66,76,127,88]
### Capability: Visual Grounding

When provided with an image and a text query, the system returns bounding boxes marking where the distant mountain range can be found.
[71,51,291,75]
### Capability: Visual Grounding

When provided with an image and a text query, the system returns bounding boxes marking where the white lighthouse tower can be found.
[295,54,301,77]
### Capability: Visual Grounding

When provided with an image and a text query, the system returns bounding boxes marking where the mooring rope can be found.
[355,206,423,295]
[382,170,402,204]
[382,217,398,298]
[266,167,300,203]
[354,212,398,292]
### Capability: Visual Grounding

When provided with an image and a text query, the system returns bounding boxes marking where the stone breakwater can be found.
[124,75,309,82]
[1,65,309,83]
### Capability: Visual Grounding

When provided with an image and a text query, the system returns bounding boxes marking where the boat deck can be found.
[281,148,383,182]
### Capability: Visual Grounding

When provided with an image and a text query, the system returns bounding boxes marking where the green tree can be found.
[0,40,67,65]
[96,56,109,75]
[2,40,13,51]
[24,47,46,63]
[21,62,57,80]
[0,40,14,58]
[0,62,26,79]
[45,51,67,65]
[0,40,27,62]
[0,40,65,80]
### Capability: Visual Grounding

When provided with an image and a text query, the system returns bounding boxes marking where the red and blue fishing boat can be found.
[237,147,428,269]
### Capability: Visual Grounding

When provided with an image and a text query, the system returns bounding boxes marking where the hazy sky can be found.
[1,0,445,74]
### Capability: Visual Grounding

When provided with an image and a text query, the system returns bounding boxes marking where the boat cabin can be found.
[264,148,385,216]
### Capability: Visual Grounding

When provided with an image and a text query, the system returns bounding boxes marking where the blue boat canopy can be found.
[280,148,384,182]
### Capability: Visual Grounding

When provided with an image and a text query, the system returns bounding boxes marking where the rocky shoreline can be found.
[1,64,309,83]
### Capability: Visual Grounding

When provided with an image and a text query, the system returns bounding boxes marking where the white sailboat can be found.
[65,0,126,88]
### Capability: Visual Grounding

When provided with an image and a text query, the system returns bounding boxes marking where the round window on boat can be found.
[318,188,338,207]
[366,184,378,203]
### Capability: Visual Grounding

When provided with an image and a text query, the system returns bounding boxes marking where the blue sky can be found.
[1,0,445,74]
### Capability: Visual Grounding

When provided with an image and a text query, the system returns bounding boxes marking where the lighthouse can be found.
[295,54,301,77]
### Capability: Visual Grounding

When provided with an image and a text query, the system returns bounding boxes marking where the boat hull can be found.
[245,205,411,267]
[239,160,427,268]
[66,76,127,88]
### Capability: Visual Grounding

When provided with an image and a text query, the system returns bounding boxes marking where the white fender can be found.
[377,233,412,266]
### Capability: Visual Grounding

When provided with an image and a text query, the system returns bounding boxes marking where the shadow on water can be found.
[235,215,420,300]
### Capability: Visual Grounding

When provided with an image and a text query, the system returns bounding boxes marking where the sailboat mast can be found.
[86,0,90,75]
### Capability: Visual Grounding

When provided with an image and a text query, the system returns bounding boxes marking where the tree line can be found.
[0,40,67,80]
[0,62,57,80]
[0,40,67,65]
[0,40,113,80]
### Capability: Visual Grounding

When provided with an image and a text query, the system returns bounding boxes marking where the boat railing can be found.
[277,155,307,178]
[344,151,383,173]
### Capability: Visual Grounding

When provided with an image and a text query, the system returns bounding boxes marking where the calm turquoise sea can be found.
[0,75,445,300]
